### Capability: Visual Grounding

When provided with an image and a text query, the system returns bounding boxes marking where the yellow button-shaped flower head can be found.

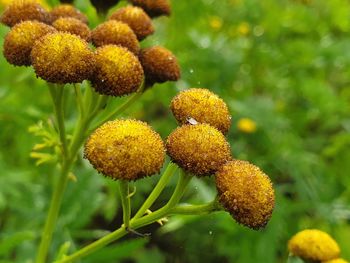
[53,17,90,41]
[166,124,231,176]
[237,117,257,133]
[288,229,340,262]
[323,259,349,263]
[50,4,88,24]
[139,46,180,87]
[129,0,171,18]
[31,32,95,84]
[215,160,275,229]
[84,119,166,181]
[3,20,56,66]
[109,6,154,40]
[171,88,231,134]
[91,45,144,97]
[0,0,50,27]
[92,20,140,54]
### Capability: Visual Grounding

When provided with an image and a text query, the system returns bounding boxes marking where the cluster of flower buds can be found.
[1,0,180,95]
[85,87,276,230]
[288,229,348,263]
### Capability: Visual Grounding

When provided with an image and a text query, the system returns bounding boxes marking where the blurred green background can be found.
[0,0,349,262]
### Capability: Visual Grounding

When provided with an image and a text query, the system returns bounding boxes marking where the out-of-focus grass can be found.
[0,0,349,262]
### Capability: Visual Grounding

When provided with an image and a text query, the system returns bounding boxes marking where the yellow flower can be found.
[129,0,171,18]
[84,119,165,181]
[237,22,250,36]
[31,32,95,84]
[237,118,257,133]
[209,16,223,30]
[53,17,91,42]
[215,159,275,229]
[288,229,341,262]
[109,6,154,40]
[166,124,231,176]
[50,4,88,24]
[92,45,144,97]
[170,88,231,134]
[0,0,48,9]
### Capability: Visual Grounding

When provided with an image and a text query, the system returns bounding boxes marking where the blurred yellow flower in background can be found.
[209,16,223,30]
[237,22,250,36]
[237,118,257,133]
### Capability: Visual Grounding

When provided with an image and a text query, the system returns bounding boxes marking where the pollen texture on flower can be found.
[129,0,171,17]
[31,32,95,83]
[166,124,231,176]
[109,6,154,40]
[52,17,90,41]
[3,20,56,66]
[139,46,180,86]
[0,0,50,27]
[84,119,166,181]
[171,88,231,134]
[288,229,341,262]
[50,4,88,24]
[91,45,144,97]
[215,160,275,230]
[91,20,140,54]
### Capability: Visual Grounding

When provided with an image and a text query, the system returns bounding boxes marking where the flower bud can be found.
[109,6,154,40]
[31,32,95,83]
[0,0,50,27]
[91,45,144,97]
[171,88,231,134]
[84,119,165,181]
[129,0,171,18]
[288,229,341,262]
[215,160,275,229]
[50,4,88,24]
[166,124,231,176]
[52,17,90,41]
[92,20,139,54]
[3,20,56,66]
[139,46,180,87]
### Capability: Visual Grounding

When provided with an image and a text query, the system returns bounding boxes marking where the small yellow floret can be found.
[237,118,257,133]
[52,17,90,41]
[31,32,94,83]
[84,119,166,181]
[215,160,275,229]
[288,229,341,262]
[323,259,349,263]
[92,45,144,96]
[166,124,231,176]
[50,4,88,24]
[171,88,231,134]
[209,16,223,30]
[129,0,171,18]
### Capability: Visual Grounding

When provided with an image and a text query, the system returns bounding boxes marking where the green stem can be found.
[133,162,178,220]
[170,199,221,215]
[35,161,73,263]
[73,84,85,117]
[119,180,131,228]
[49,84,68,157]
[56,170,192,263]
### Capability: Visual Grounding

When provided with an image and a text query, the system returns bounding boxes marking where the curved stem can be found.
[133,162,178,220]
[119,181,131,228]
[170,199,221,215]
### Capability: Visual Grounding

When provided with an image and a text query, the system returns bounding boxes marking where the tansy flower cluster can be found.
[288,229,348,263]
[1,0,180,94]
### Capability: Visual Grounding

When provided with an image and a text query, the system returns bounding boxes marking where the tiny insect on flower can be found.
[0,0,50,27]
[166,123,231,176]
[139,46,181,87]
[91,45,144,97]
[50,4,88,24]
[31,32,95,84]
[3,20,56,66]
[171,88,231,134]
[215,160,275,230]
[91,20,140,54]
[129,0,171,18]
[52,17,90,41]
[288,229,341,262]
[84,119,166,181]
[109,6,154,40]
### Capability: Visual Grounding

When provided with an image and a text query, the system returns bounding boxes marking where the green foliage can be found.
[0,0,349,262]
